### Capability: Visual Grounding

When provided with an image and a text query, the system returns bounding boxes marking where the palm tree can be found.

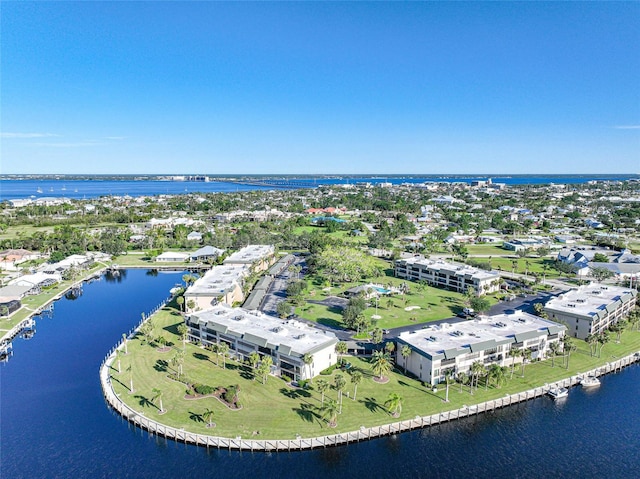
[257,356,273,384]
[385,341,395,355]
[217,342,230,369]
[471,361,485,392]
[597,332,610,358]
[586,333,598,357]
[122,333,128,354]
[386,297,394,310]
[171,350,185,376]
[177,323,188,349]
[508,348,522,379]
[203,407,215,428]
[370,350,392,382]
[151,388,164,413]
[115,348,123,374]
[549,341,560,367]
[563,336,576,368]
[316,378,329,407]
[542,263,550,284]
[521,349,532,377]
[350,370,363,401]
[400,344,411,374]
[335,341,348,365]
[334,373,346,413]
[248,351,260,374]
[302,353,314,380]
[457,372,468,393]
[488,364,506,388]
[612,320,627,343]
[126,365,134,393]
[384,392,403,417]
[321,399,339,427]
[176,296,185,312]
[443,370,453,402]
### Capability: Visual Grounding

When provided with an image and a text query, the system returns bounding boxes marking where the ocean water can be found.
[1,269,640,479]
[1,174,638,201]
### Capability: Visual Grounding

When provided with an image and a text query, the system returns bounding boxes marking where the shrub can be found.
[223,385,239,404]
[320,364,339,375]
[194,384,215,395]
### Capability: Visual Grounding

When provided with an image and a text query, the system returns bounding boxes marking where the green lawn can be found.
[298,284,482,330]
[296,262,497,330]
[291,226,368,244]
[111,253,191,267]
[465,243,506,256]
[112,303,640,440]
[487,257,563,279]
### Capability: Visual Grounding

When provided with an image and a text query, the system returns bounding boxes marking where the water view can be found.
[2,269,639,479]
[1,174,638,201]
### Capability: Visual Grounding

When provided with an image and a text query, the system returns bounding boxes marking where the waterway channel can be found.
[2,269,640,478]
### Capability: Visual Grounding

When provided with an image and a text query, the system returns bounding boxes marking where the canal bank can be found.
[4,268,640,479]
[99,302,640,451]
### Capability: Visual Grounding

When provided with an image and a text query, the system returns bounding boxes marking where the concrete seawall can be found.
[100,320,640,451]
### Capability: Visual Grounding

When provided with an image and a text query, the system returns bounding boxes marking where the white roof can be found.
[397,257,499,281]
[156,252,190,260]
[191,304,337,356]
[544,283,636,317]
[9,272,62,287]
[399,312,563,359]
[185,264,248,296]
[223,245,274,265]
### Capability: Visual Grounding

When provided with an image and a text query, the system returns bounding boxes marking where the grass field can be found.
[298,283,480,330]
[111,302,640,440]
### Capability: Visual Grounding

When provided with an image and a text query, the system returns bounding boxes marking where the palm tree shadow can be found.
[192,352,210,362]
[280,387,311,400]
[154,359,168,372]
[189,411,204,423]
[163,323,181,335]
[135,395,154,409]
[360,396,383,413]
[110,376,128,390]
[398,379,428,393]
[292,403,320,423]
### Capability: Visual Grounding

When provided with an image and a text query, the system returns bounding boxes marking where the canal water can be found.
[2,269,640,478]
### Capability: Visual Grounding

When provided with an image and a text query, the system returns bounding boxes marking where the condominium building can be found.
[183,264,249,312]
[185,305,338,381]
[394,257,500,296]
[397,312,565,385]
[543,283,637,340]
[223,244,276,273]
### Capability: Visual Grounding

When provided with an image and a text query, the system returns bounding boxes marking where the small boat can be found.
[547,387,569,400]
[37,187,43,193]
[580,376,600,388]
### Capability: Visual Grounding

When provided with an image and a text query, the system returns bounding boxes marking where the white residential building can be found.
[184,264,249,311]
[543,283,637,340]
[223,244,276,272]
[397,312,566,385]
[155,252,190,262]
[394,257,500,296]
[186,305,338,381]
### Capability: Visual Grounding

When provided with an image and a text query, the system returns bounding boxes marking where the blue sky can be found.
[1,1,639,175]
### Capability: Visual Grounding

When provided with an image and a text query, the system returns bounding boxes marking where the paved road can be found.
[258,256,564,346]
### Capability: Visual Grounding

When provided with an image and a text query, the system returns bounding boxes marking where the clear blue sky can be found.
[1,1,639,175]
